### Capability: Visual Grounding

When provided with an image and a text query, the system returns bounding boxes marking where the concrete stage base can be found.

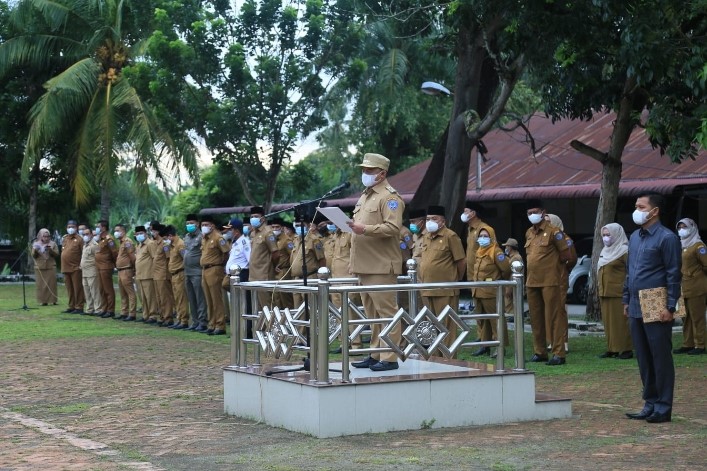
[223,356,571,438]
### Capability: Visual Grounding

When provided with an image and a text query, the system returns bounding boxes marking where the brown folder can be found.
[638,287,686,323]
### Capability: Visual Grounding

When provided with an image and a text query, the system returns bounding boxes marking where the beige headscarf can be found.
[545,214,564,231]
[36,228,50,239]
[598,223,628,269]
[676,218,702,249]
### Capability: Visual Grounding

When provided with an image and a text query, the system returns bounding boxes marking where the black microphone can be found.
[327,181,351,194]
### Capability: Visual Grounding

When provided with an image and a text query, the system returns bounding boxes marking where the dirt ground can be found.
[1,323,705,470]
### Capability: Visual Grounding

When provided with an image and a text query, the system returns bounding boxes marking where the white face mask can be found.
[460,213,470,223]
[425,220,439,233]
[163,238,172,246]
[223,232,233,241]
[273,230,282,237]
[528,213,543,225]
[201,225,212,235]
[82,235,91,243]
[677,228,690,239]
[67,227,76,235]
[361,172,379,187]
[602,236,612,247]
[632,209,653,226]
[92,235,99,242]
[113,231,122,239]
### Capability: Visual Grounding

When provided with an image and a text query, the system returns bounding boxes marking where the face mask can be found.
[94,227,101,235]
[478,236,491,247]
[361,172,379,187]
[243,226,250,236]
[461,213,470,223]
[327,224,337,233]
[295,226,307,236]
[504,248,510,256]
[602,236,612,247]
[82,235,91,243]
[186,223,197,233]
[136,234,146,243]
[528,213,543,225]
[113,231,122,239]
[250,217,262,228]
[273,230,282,237]
[151,231,160,239]
[632,209,652,226]
[409,223,419,234]
[92,235,99,242]
[677,228,690,239]
[201,225,212,235]
[223,232,233,241]
[164,239,172,246]
[425,221,439,233]
[67,227,76,235]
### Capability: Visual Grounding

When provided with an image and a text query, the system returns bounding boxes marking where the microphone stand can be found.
[9,247,37,311]
[264,183,349,376]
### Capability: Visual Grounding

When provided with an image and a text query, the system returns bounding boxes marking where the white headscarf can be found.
[676,218,702,249]
[546,214,564,231]
[598,223,628,269]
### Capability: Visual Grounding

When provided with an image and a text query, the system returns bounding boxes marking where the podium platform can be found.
[223,356,571,438]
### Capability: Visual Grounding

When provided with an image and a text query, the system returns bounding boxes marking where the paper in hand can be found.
[316,207,353,233]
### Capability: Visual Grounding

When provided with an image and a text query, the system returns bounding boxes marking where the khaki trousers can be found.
[97,269,115,313]
[64,270,84,310]
[601,296,632,353]
[117,269,137,317]
[682,294,706,349]
[527,285,565,357]
[154,278,174,323]
[82,275,102,314]
[202,266,226,330]
[171,271,189,325]
[138,279,157,321]
[359,273,400,362]
[474,297,509,346]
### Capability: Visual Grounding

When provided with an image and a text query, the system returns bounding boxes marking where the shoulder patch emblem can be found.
[497,253,505,261]
[555,232,564,240]
[699,246,706,255]
[404,235,411,242]
[567,239,573,246]
[108,240,115,247]
[400,242,407,250]
[163,246,169,252]
[287,242,294,249]
[315,243,323,250]
[387,199,399,210]
[219,239,226,246]
[268,235,275,242]
[180,249,186,256]
[125,242,132,248]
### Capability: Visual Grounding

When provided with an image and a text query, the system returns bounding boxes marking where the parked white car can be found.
[567,255,591,304]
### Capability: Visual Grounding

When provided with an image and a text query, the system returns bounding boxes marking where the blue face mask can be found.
[136,234,146,243]
[250,217,262,228]
[409,223,419,234]
[186,223,197,233]
[327,224,337,233]
[295,226,307,236]
[478,236,491,247]
[243,226,250,236]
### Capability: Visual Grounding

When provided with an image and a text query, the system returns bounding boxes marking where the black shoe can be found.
[626,408,653,420]
[645,411,671,423]
[173,324,186,330]
[673,346,692,354]
[123,316,135,322]
[194,326,208,333]
[687,348,705,355]
[546,355,566,366]
[472,347,491,357]
[351,356,377,368]
[330,347,343,354]
[100,312,113,318]
[114,315,126,320]
[598,351,618,358]
[209,329,225,336]
[369,360,399,371]
[62,308,74,313]
[74,310,85,315]
[529,354,548,362]
[204,328,215,335]
[186,325,197,331]
[146,319,157,324]
[617,351,633,359]
[41,303,48,306]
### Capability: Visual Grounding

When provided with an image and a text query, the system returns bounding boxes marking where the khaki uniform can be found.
[169,236,190,326]
[135,239,157,321]
[61,233,85,310]
[350,179,404,362]
[32,241,58,304]
[472,246,511,346]
[116,237,137,318]
[323,234,336,270]
[152,238,174,324]
[272,232,294,310]
[290,232,325,308]
[94,232,118,314]
[420,227,465,351]
[330,231,361,348]
[504,252,524,314]
[80,240,102,314]
[249,225,279,310]
[679,242,707,349]
[525,220,570,358]
[598,254,632,353]
[411,230,426,279]
[200,230,230,331]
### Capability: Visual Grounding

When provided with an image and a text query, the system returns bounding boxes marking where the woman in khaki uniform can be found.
[471,227,511,357]
[32,228,59,305]
[597,223,633,359]
[673,218,707,355]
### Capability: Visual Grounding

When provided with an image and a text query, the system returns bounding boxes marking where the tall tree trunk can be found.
[409,124,448,211]
[100,186,111,222]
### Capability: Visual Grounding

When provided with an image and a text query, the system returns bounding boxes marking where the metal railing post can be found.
[341,288,350,382]
[406,259,418,315]
[252,288,261,366]
[229,266,241,366]
[495,285,505,371]
[315,268,331,384]
[511,261,526,371]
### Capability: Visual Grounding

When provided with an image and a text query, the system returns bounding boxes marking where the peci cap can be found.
[201,214,215,224]
[358,153,390,171]
[67,219,78,226]
[525,199,544,211]
[250,206,265,216]
[427,205,446,218]
[408,208,426,220]
[502,238,519,249]
[135,226,146,233]
[158,225,170,237]
[186,213,199,222]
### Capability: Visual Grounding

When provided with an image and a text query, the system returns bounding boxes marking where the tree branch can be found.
[570,140,608,164]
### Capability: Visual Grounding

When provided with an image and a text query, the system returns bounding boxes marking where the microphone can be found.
[327,181,351,195]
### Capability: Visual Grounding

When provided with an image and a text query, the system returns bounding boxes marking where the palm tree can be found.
[0,0,197,211]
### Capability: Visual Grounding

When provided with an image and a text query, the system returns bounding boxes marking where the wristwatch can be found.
[667,306,676,314]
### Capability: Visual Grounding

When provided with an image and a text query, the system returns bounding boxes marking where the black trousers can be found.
[629,316,675,414]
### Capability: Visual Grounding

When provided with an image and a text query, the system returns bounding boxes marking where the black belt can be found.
[171,268,184,275]
[116,267,133,271]
[202,263,224,270]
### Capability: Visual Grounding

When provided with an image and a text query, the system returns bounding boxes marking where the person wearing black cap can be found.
[420,205,466,355]
[461,203,494,341]
[501,238,524,315]
[94,220,118,318]
[524,199,572,365]
[114,224,137,321]
[269,218,293,310]
[150,224,175,326]
[199,214,231,334]
[183,214,207,331]
[290,217,326,307]
[166,225,189,329]
[407,209,427,280]
[134,225,158,323]
[60,219,85,313]
[348,152,405,371]
[248,206,280,310]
